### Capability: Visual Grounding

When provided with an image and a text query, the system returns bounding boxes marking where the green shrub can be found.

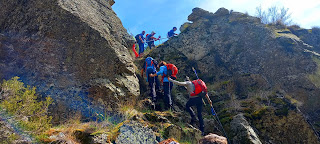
[242,107,254,114]
[252,106,268,119]
[243,113,253,120]
[274,107,289,116]
[0,77,53,140]
[220,117,232,125]
[270,98,286,105]
[221,80,230,85]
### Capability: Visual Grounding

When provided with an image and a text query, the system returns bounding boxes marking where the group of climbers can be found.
[135,26,227,139]
[141,56,212,136]
[136,26,216,136]
[141,57,177,110]
[134,27,178,57]
[149,61,178,111]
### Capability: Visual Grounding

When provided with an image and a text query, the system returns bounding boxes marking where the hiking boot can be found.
[189,117,196,125]
[169,105,177,112]
[200,126,205,136]
[151,102,156,110]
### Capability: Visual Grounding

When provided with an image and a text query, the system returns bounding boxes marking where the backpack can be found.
[147,34,153,41]
[135,34,143,43]
[190,79,207,96]
[165,63,178,78]
[167,29,174,38]
[145,57,156,75]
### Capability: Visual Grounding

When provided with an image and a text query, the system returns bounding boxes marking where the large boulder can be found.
[115,121,158,144]
[199,133,228,144]
[164,124,202,144]
[230,114,262,144]
[0,0,139,121]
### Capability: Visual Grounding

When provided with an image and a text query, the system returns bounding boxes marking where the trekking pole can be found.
[210,106,228,138]
[192,67,199,79]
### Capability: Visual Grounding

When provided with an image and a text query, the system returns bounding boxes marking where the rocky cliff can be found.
[289,26,320,53]
[147,8,320,143]
[1,0,320,143]
[0,0,139,122]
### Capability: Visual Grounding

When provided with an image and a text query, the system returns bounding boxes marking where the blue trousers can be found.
[138,43,144,55]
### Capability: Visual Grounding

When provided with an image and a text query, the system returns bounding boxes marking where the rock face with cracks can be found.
[2,0,320,143]
[147,7,320,143]
[0,0,139,122]
[231,114,262,144]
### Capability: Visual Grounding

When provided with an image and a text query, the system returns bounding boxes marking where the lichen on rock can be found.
[115,121,158,144]
[0,0,139,122]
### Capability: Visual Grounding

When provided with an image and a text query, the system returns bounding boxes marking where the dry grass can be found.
[44,102,144,143]
[43,113,90,143]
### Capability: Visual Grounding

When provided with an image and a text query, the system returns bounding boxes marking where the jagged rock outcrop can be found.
[147,7,320,143]
[289,26,320,53]
[0,0,139,122]
[231,114,262,144]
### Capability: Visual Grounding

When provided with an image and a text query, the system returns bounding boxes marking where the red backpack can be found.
[190,79,207,96]
[166,63,178,78]
[161,63,178,83]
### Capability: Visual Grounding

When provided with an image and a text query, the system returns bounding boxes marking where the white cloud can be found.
[197,0,320,28]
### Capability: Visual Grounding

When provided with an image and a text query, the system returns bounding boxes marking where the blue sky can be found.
[113,0,320,43]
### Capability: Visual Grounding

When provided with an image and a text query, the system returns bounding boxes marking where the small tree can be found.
[255,5,268,24]
[0,77,53,141]
[256,5,292,25]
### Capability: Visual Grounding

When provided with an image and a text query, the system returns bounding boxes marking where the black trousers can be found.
[163,81,173,109]
[163,82,172,108]
[147,72,160,102]
[186,96,204,132]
